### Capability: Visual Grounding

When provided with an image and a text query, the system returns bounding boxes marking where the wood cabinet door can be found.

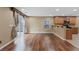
[66,29,72,40]
[54,16,64,25]
[71,27,78,34]
[70,16,76,25]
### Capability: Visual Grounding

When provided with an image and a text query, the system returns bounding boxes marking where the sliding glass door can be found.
[14,14,25,51]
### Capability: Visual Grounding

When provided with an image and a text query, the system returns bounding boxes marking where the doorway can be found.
[14,14,25,51]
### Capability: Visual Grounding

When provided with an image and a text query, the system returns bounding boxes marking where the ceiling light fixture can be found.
[22,9,25,11]
[62,14,64,16]
[56,8,60,11]
[49,14,53,16]
[77,14,79,16]
[73,9,77,11]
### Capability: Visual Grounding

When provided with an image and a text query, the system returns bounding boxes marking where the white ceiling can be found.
[16,7,79,16]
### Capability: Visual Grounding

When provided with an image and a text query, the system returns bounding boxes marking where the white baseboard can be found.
[25,32,66,40]
[26,32,53,33]
[52,32,66,40]
[0,39,15,50]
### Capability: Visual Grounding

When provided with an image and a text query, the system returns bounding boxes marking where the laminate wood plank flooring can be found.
[24,33,79,51]
[0,42,15,51]
[1,33,79,51]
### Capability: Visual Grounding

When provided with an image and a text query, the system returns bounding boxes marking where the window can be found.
[44,20,49,29]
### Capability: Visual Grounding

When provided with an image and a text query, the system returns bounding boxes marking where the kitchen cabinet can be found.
[70,16,76,25]
[66,29,72,40]
[53,16,76,25]
[54,16,64,25]
[66,27,78,40]
[71,27,78,34]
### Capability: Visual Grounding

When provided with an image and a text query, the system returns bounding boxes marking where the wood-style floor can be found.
[24,33,79,51]
[0,42,15,51]
[1,33,79,51]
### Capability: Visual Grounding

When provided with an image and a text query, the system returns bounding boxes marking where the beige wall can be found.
[25,16,54,33]
[25,16,79,32]
[0,7,15,47]
[25,16,79,40]
[76,17,79,32]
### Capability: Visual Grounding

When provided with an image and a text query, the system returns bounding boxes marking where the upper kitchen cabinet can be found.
[53,16,64,25]
[69,16,76,25]
[53,16,76,25]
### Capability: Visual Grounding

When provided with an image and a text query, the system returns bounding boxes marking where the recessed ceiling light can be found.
[77,14,79,15]
[49,14,53,16]
[56,8,60,11]
[72,9,77,11]
[62,14,64,16]
[22,9,25,11]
